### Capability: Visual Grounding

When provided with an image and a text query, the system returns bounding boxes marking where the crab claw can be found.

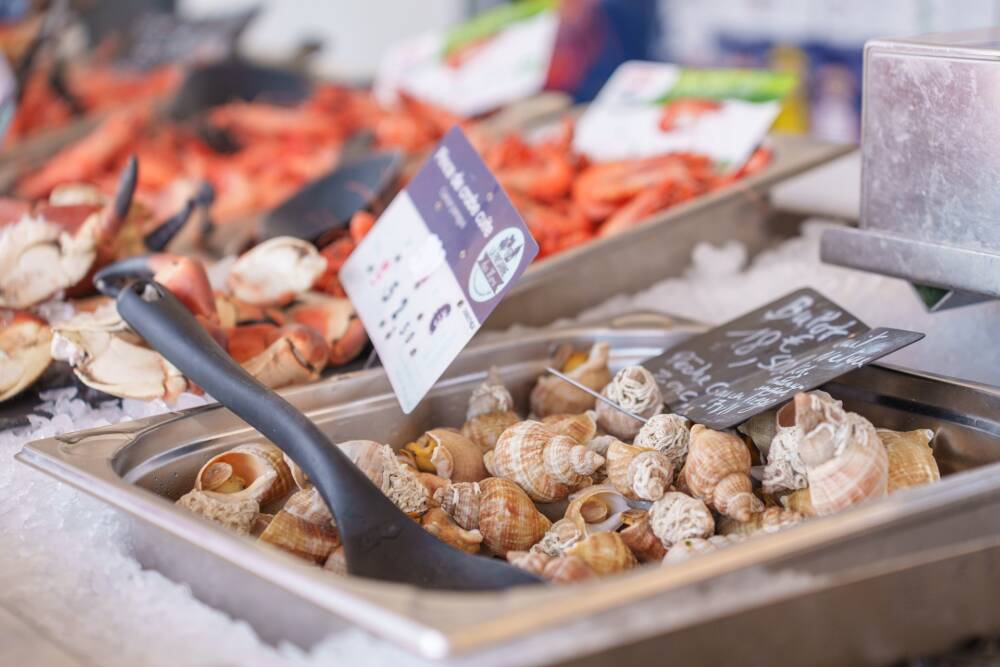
[239,323,329,389]
[143,181,215,252]
[51,303,191,401]
[0,311,53,403]
[95,253,226,352]
[215,293,285,330]
[313,237,355,298]
[227,237,327,307]
[95,253,218,324]
[0,158,139,308]
[225,323,282,364]
[143,199,194,252]
[286,293,368,366]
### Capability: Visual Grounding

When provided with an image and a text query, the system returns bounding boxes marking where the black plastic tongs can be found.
[116,280,539,591]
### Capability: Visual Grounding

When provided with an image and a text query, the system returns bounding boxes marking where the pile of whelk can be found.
[176,342,941,583]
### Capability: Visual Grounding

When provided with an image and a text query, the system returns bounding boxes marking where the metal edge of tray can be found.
[487,133,854,329]
[15,318,1000,661]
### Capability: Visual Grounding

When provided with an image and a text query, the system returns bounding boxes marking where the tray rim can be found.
[15,316,1000,660]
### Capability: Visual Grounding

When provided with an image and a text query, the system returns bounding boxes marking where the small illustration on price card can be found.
[341,126,539,413]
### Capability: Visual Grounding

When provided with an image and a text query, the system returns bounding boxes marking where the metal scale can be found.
[822,29,1000,310]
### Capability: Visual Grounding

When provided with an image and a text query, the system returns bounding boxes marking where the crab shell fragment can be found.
[0,311,53,402]
[227,236,327,307]
[51,306,191,401]
[239,324,330,390]
[285,292,368,366]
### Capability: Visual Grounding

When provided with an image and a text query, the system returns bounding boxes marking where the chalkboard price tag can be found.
[642,288,924,430]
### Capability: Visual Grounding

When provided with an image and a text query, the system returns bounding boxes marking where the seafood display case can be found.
[17,315,1000,666]
[485,126,850,329]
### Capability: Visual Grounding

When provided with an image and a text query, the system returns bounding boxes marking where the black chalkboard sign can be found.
[642,288,924,429]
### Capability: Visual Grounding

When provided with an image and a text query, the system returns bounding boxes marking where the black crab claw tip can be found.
[143,199,195,252]
[93,255,156,297]
[112,156,140,222]
[194,181,216,206]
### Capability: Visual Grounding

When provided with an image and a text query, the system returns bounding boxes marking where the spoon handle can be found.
[116,280,407,567]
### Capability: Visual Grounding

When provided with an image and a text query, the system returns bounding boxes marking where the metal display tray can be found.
[17,315,1000,666]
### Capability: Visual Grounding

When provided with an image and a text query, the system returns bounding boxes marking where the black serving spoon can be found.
[117,280,539,591]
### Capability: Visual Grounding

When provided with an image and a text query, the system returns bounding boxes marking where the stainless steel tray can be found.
[17,315,1000,666]
[487,133,853,329]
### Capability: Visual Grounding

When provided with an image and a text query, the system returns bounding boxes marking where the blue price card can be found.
[0,52,14,140]
[341,126,539,413]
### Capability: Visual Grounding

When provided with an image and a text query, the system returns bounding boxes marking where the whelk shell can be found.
[565,484,630,534]
[542,411,598,445]
[466,367,515,419]
[717,506,804,537]
[529,342,611,418]
[324,546,348,575]
[794,392,888,515]
[434,478,550,556]
[461,410,520,452]
[879,428,939,492]
[421,507,483,554]
[176,489,259,535]
[530,517,584,557]
[761,397,819,495]
[404,428,488,482]
[484,420,604,502]
[258,488,340,564]
[507,551,598,584]
[605,439,674,501]
[196,441,294,504]
[780,487,816,517]
[338,440,429,515]
[415,471,451,499]
[682,425,763,521]
[634,413,690,472]
[596,366,664,440]
[661,534,745,565]
[648,491,714,548]
[618,509,666,562]
[566,531,637,575]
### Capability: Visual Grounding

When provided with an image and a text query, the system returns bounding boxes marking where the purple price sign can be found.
[341,126,538,413]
